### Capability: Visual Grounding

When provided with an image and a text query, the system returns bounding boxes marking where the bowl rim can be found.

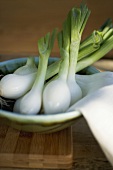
[0,109,81,125]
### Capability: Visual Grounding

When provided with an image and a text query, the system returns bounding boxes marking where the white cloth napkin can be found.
[68,72,113,166]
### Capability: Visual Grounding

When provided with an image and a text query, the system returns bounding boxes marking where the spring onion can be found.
[78,31,103,60]
[76,35,113,72]
[0,73,36,99]
[67,4,90,105]
[13,29,57,114]
[43,23,71,114]
[14,57,37,75]
[0,57,37,99]
[76,71,113,97]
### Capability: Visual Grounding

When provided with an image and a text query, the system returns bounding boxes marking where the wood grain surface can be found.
[0,0,113,169]
[0,125,73,169]
[0,118,113,170]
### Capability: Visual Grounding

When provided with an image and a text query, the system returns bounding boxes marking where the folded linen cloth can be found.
[68,71,113,166]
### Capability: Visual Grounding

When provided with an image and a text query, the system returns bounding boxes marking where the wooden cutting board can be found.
[0,123,73,169]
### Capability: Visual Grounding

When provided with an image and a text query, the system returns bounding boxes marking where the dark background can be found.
[0,0,113,61]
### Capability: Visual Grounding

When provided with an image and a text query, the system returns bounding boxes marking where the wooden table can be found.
[0,118,113,170]
[0,0,113,169]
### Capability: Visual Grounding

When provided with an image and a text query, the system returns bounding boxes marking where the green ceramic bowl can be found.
[0,57,99,133]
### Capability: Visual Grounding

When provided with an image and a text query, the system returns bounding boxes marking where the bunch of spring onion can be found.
[43,4,113,114]
[1,3,113,115]
[46,18,113,79]
[43,4,91,114]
